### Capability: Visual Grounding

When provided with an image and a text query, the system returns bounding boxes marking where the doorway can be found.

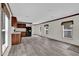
[26,27,32,36]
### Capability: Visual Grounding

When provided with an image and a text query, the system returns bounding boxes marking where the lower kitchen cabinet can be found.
[12,34,21,45]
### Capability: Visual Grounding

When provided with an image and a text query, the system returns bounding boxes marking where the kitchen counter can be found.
[12,32,21,34]
[15,28,26,32]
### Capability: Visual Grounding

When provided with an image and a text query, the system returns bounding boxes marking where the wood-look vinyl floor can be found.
[8,35,79,56]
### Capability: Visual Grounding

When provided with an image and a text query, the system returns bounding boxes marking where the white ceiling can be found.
[9,3,79,24]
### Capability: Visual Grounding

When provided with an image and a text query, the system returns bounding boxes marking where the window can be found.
[1,11,5,44]
[1,3,10,54]
[1,11,9,54]
[44,24,49,34]
[61,21,73,38]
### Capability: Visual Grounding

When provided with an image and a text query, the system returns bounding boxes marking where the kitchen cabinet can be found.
[17,23,26,28]
[11,16,17,27]
[21,32,26,37]
[12,33,21,45]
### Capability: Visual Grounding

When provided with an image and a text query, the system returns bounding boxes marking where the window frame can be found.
[62,21,73,39]
[44,24,49,35]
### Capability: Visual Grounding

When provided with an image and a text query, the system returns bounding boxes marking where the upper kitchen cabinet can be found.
[17,23,26,28]
[11,16,17,27]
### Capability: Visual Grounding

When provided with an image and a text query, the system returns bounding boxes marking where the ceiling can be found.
[9,3,79,24]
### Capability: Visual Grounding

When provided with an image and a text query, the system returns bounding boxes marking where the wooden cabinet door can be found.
[21,32,26,37]
[12,34,21,45]
[11,16,17,27]
[17,24,26,28]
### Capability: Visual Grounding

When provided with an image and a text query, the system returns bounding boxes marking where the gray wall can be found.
[0,3,1,56]
[32,15,79,46]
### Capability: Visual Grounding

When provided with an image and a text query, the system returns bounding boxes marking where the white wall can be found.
[3,4,12,56]
[32,15,79,46]
[0,4,12,56]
